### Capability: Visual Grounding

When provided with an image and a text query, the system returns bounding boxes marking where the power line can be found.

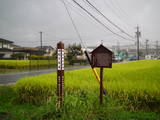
[84,0,135,39]
[65,0,124,39]
[72,0,134,42]
[102,0,135,29]
[60,0,86,49]
[113,0,131,19]
[65,0,111,35]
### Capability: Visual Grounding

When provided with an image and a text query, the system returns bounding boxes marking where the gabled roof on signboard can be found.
[91,44,113,54]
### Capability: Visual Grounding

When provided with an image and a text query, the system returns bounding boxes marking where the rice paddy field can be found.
[0,60,57,69]
[0,60,67,73]
[0,60,160,119]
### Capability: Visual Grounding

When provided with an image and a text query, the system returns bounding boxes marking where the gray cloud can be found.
[0,0,159,48]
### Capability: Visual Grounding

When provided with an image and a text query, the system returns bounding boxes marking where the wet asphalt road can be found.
[0,66,89,84]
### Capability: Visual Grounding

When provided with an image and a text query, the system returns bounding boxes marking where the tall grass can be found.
[15,60,160,111]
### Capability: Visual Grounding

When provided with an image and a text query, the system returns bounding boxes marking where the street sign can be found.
[57,42,64,108]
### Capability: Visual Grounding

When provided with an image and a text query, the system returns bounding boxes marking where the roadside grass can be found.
[0,60,160,119]
[0,86,159,120]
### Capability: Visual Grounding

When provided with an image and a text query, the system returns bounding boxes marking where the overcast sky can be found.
[0,0,159,48]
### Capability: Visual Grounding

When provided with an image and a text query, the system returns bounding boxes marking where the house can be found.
[36,46,54,56]
[13,47,42,58]
[0,38,14,58]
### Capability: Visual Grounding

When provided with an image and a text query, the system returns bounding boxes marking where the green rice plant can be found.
[104,60,160,111]
[14,60,160,111]
[14,75,56,105]
[0,60,69,71]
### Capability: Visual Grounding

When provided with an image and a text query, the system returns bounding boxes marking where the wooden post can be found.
[100,67,103,104]
[57,42,64,108]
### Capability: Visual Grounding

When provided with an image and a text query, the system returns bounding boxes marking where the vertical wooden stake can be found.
[57,42,64,108]
[100,67,103,104]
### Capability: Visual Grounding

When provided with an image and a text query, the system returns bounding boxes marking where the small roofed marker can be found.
[90,44,113,104]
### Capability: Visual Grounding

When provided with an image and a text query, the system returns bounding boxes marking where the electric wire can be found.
[65,0,124,40]
[72,0,135,42]
[60,0,87,49]
[113,0,131,19]
[84,0,135,39]
[102,0,135,29]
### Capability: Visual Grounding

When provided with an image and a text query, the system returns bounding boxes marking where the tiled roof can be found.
[0,38,13,43]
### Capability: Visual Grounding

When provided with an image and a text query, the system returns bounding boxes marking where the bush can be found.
[11,53,25,60]
[28,55,54,60]
[14,76,56,105]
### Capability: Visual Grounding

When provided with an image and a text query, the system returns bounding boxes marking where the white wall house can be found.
[0,38,14,58]
[36,46,54,56]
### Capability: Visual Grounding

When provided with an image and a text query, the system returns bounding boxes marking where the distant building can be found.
[13,47,42,58]
[0,38,14,58]
[36,46,54,56]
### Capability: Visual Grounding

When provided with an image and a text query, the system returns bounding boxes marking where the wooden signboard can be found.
[91,44,112,68]
[57,42,64,107]
[91,44,112,104]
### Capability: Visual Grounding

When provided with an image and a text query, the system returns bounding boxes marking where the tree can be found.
[11,53,25,60]
[52,50,57,59]
[67,44,83,65]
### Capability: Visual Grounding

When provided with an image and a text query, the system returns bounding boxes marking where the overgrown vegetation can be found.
[0,60,160,119]
[66,44,84,65]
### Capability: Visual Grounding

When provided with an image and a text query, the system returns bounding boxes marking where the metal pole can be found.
[100,67,103,104]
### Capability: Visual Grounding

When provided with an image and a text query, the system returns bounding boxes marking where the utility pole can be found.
[101,40,103,45]
[145,39,149,55]
[135,26,141,60]
[156,41,159,56]
[117,41,120,54]
[39,31,43,56]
